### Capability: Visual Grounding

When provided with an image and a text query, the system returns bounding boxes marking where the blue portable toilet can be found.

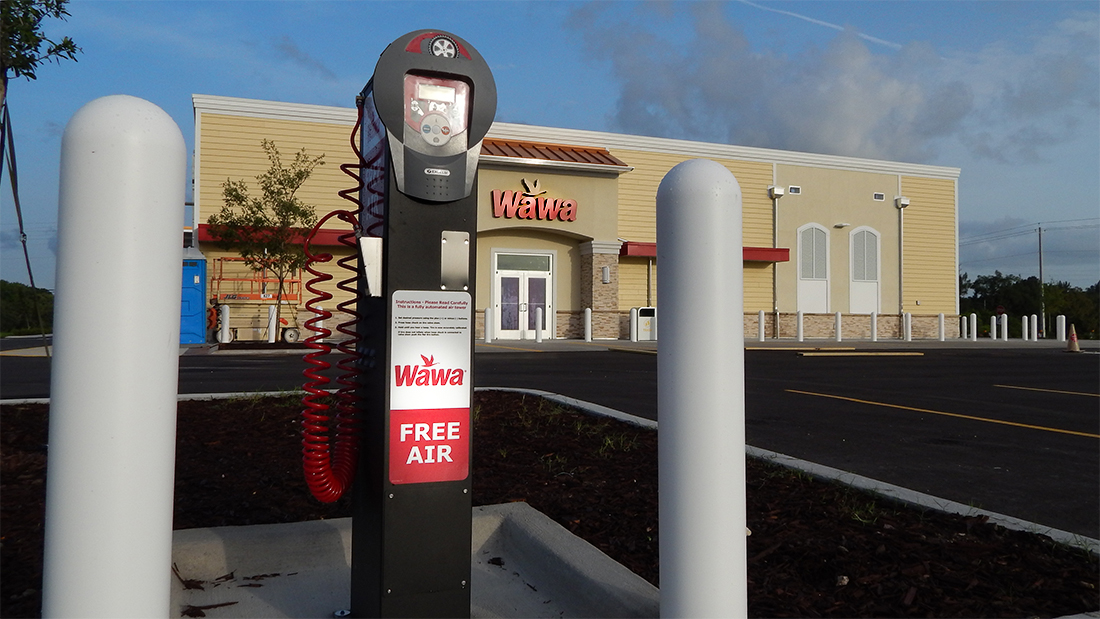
[181,246,207,344]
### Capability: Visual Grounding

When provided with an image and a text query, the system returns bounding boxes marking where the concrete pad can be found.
[170,502,658,619]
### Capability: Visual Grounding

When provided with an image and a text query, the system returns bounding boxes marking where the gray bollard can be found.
[796,311,804,342]
[630,307,639,342]
[657,159,746,617]
[585,307,592,342]
[1057,315,1066,342]
[834,311,843,342]
[43,95,186,618]
[219,303,231,344]
[904,312,913,341]
[970,313,978,342]
[871,311,878,342]
[1000,314,1009,341]
[991,315,998,340]
[758,309,766,342]
[938,313,945,341]
[960,315,967,339]
[535,306,543,343]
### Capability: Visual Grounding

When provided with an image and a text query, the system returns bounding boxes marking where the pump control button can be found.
[420,113,452,146]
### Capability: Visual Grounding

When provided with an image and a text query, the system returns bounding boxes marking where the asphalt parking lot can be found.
[2,337,1098,538]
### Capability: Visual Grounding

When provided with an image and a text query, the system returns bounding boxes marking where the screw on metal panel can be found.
[334,611,351,618]
[461,580,467,587]
[389,493,394,499]
[387,588,392,594]
[463,488,468,494]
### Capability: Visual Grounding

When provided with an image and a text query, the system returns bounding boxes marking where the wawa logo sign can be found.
[394,354,466,387]
[389,352,470,485]
[491,178,578,222]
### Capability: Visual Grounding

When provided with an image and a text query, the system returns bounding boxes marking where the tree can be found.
[960,270,1100,339]
[0,279,53,335]
[206,140,324,340]
[1,0,81,111]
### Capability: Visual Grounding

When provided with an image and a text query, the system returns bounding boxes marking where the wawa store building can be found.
[192,94,961,342]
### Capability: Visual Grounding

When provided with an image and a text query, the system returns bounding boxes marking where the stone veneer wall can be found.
[476,311,960,342]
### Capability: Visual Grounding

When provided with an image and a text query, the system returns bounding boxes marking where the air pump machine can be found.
[300,30,496,618]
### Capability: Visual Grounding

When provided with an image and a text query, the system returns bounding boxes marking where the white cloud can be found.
[570,3,1098,165]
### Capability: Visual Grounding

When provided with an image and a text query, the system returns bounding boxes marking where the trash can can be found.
[637,307,657,341]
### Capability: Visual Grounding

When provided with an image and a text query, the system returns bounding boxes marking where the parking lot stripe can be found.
[786,389,1100,439]
[993,384,1100,398]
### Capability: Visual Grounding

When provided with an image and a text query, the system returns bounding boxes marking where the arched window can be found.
[849,227,880,314]
[797,223,829,313]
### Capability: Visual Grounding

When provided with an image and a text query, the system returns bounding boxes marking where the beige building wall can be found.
[775,165,903,314]
[901,176,958,315]
[609,147,775,311]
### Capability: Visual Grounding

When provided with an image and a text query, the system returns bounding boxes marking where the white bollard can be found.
[938,313,945,341]
[796,311,804,342]
[1000,314,1009,341]
[630,307,639,342]
[960,315,967,340]
[584,307,592,342]
[904,312,913,341]
[758,309,766,342]
[44,96,185,618]
[871,311,878,342]
[218,304,231,344]
[990,315,998,340]
[970,313,978,342]
[834,311,843,342]
[1030,314,1038,341]
[1021,315,1029,341]
[484,308,492,343]
[267,304,279,343]
[1057,315,1066,342]
[535,306,543,343]
[657,159,746,618]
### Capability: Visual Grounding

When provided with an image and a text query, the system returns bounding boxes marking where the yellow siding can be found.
[619,257,656,310]
[743,262,773,311]
[609,149,774,248]
[197,113,357,225]
[901,176,957,314]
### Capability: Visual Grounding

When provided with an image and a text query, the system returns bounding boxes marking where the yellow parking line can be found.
[994,384,1100,398]
[786,389,1100,439]
[476,343,546,353]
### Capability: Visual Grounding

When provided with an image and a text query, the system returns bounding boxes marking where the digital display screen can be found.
[417,83,456,103]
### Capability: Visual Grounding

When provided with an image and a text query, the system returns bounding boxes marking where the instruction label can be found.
[389,290,471,484]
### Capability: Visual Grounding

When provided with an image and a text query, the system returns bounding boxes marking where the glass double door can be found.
[494,254,552,340]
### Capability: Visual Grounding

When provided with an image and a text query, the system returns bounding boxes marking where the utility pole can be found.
[1038,226,1045,338]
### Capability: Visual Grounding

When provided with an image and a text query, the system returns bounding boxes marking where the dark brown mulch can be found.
[2,391,1097,618]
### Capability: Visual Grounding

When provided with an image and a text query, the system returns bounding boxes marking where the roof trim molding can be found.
[487,122,961,180]
[479,154,633,175]
[192,94,356,126]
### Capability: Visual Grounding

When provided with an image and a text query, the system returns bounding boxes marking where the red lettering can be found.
[558,199,577,222]
[395,364,464,387]
[537,197,560,220]
[491,190,521,218]
[517,196,536,219]
[395,365,418,386]
[415,368,431,386]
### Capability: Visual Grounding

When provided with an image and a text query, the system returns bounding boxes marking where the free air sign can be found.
[389,290,471,484]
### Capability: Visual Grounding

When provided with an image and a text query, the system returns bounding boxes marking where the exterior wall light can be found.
[895,196,910,208]
[768,185,784,199]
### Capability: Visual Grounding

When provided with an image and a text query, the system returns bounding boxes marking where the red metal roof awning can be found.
[619,241,789,262]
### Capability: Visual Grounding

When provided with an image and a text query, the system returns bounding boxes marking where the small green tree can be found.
[1,0,81,111]
[206,140,324,339]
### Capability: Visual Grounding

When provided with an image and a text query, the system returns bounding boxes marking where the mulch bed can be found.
[2,391,1097,618]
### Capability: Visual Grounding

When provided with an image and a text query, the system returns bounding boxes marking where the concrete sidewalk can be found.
[171,502,659,619]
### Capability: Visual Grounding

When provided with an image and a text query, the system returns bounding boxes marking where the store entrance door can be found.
[494,253,552,340]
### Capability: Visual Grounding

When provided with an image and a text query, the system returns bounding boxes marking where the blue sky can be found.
[2,0,1098,290]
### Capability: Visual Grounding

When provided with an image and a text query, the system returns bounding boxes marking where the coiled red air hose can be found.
[300,101,385,503]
